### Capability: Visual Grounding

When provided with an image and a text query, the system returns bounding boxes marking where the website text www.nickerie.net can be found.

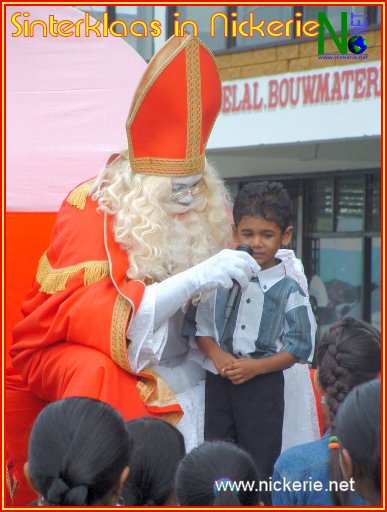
[318,54,368,60]
[214,477,356,494]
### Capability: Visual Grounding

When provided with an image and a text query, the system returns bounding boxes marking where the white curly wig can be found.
[91,155,233,282]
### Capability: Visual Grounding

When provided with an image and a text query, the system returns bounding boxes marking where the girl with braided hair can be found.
[272,317,380,506]
[24,397,131,506]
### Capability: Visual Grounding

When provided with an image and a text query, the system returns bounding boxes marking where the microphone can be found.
[219,244,254,341]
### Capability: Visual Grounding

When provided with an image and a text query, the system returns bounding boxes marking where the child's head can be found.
[232,181,293,270]
[123,417,186,506]
[175,440,261,506]
[315,317,380,505]
[25,397,130,506]
[336,378,380,506]
[316,317,380,427]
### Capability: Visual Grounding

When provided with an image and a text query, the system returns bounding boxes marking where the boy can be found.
[193,181,316,495]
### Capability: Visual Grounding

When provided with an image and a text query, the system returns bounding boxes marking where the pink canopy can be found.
[5,12,146,503]
[6,6,147,211]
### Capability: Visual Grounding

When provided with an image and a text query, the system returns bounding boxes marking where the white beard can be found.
[94,159,234,283]
[129,205,222,282]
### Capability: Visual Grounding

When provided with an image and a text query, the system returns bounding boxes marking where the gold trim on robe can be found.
[66,181,93,210]
[36,252,109,295]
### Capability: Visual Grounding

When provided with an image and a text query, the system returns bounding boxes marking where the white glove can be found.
[152,249,260,330]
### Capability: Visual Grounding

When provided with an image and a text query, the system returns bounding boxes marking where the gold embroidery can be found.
[136,376,182,425]
[161,411,182,426]
[110,295,132,372]
[129,152,205,176]
[106,335,183,424]
[6,464,17,502]
[186,37,202,160]
[136,377,156,403]
[36,253,109,294]
[190,37,222,152]
[84,271,182,422]
[136,368,183,425]
[66,181,93,210]
[121,146,204,176]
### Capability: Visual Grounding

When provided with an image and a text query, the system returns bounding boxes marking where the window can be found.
[75,6,155,61]
[307,175,373,234]
[303,5,367,32]
[113,6,155,61]
[336,177,364,232]
[172,6,228,52]
[235,6,294,47]
[375,6,381,24]
[309,178,334,232]
[366,173,380,232]
[304,171,380,336]
[309,237,363,334]
[76,5,106,22]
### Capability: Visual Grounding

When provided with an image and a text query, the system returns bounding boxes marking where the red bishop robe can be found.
[10,179,183,425]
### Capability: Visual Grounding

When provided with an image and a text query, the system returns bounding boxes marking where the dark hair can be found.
[233,181,292,232]
[316,317,380,505]
[336,379,380,504]
[28,397,131,506]
[122,417,186,506]
[175,441,261,506]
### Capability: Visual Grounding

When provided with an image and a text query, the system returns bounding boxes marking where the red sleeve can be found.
[10,183,182,424]
[11,184,144,377]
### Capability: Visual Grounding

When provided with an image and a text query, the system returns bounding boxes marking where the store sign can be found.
[208,62,380,149]
[222,66,379,112]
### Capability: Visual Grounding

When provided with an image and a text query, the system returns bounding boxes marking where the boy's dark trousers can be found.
[205,370,284,501]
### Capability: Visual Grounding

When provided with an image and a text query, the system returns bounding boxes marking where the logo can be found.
[347,35,367,54]
[318,11,368,60]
